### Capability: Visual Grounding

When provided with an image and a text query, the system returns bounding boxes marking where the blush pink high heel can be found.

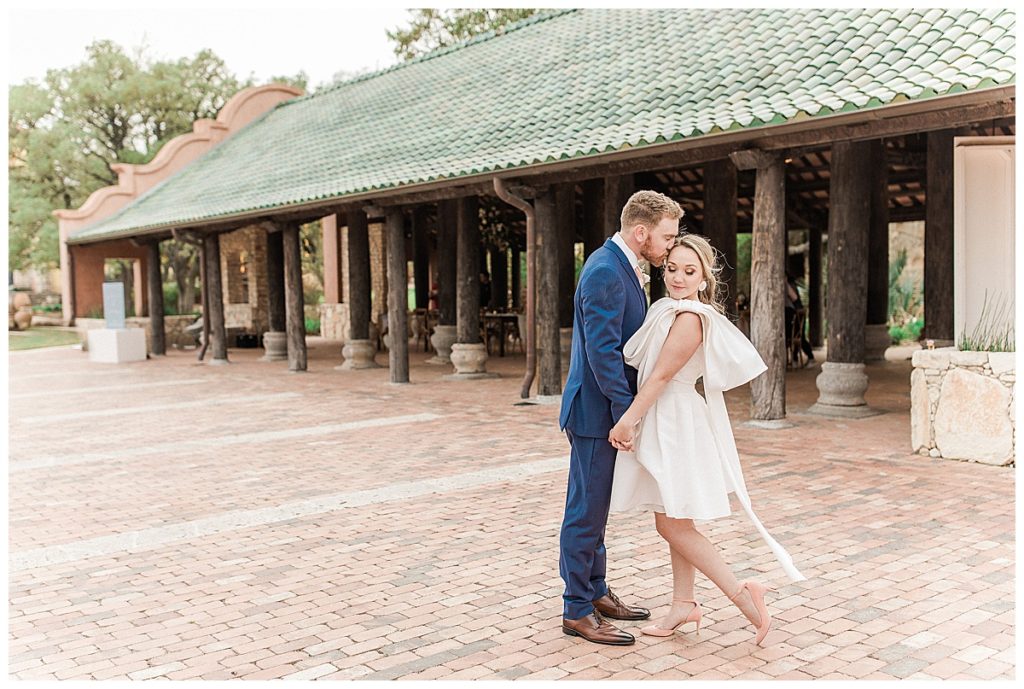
[730,581,775,646]
[640,598,702,637]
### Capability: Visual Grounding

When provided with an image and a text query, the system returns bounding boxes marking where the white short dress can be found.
[609,297,805,582]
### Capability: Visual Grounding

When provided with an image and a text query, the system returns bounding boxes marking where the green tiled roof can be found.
[69,7,1015,243]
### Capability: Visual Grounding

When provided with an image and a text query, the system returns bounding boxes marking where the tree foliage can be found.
[386,9,541,61]
[8,40,304,290]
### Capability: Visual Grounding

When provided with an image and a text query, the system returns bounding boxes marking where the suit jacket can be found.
[559,238,648,437]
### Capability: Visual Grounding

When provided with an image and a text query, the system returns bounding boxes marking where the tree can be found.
[8,41,304,312]
[386,9,541,61]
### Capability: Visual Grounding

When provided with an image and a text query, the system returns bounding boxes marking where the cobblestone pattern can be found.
[7,341,1014,680]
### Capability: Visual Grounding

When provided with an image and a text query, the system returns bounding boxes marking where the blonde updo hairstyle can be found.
[669,234,726,314]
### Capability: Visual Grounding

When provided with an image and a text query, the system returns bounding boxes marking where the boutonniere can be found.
[639,270,650,286]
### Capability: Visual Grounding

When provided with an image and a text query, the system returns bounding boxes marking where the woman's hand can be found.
[609,415,639,452]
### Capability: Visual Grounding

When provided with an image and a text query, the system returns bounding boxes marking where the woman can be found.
[608,234,805,646]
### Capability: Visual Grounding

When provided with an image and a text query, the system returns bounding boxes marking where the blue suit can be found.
[558,238,647,619]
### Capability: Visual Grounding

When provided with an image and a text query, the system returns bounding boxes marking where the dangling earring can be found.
[698,281,707,292]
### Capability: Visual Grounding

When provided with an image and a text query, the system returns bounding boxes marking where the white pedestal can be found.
[87,328,147,364]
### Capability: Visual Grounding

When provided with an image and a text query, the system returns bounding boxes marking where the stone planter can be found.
[911,347,1015,465]
[428,324,457,365]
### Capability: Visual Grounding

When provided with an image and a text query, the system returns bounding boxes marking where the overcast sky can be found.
[6,0,885,90]
[7,1,442,90]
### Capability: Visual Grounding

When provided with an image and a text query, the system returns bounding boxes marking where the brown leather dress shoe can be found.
[592,588,651,621]
[562,611,635,645]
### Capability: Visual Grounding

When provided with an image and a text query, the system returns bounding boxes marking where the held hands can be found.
[609,414,640,452]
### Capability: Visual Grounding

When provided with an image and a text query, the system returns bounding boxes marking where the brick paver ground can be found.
[7,338,1015,680]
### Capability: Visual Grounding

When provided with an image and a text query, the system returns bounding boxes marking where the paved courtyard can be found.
[7,338,1015,680]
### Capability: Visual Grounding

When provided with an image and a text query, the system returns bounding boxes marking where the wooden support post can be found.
[385,208,410,383]
[346,209,371,340]
[511,244,522,310]
[808,225,824,347]
[581,178,605,257]
[456,196,481,344]
[555,182,576,328]
[535,187,561,395]
[490,244,508,310]
[145,241,166,355]
[809,140,877,416]
[925,129,955,343]
[266,230,286,332]
[826,141,871,364]
[448,195,492,377]
[866,139,891,360]
[282,222,307,372]
[702,158,739,318]
[437,200,458,327]
[731,149,786,421]
[259,227,288,362]
[203,233,228,363]
[412,206,430,310]
[603,174,635,236]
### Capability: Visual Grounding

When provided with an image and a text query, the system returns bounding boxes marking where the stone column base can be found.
[336,339,380,370]
[864,323,890,362]
[427,324,457,365]
[261,331,288,361]
[807,361,884,417]
[444,342,499,379]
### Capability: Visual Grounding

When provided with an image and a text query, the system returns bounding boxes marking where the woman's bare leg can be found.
[649,539,699,629]
[655,512,761,626]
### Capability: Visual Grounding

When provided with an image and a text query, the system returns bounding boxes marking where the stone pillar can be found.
[339,209,378,369]
[746,154,787,421]
[865,139,891,361]
[810,140,877,417]
[703,158,739,318]
[322,214,342,304]
[132,259,145,320]
[145,241,166,356]
[448,195,493,378]
[806,225,823,348]
[282,222,307,372]
[535,188,562,395]
[925,129,955,345]
[556,182,575,366]
[581,178,605,258]
[603,174,635,236]
[429,199,458,364]
[262,228,288,361]
[385,208,409,383]
[203,233,228,364]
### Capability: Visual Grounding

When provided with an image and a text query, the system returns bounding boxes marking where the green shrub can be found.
[304,317,320,335]
[163,283,180,315]
[889,318,924,344]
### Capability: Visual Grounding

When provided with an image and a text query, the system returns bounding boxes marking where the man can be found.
[558,190,684,645]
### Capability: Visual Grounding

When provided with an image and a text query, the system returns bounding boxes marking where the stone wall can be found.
[219,225,269,335]
[911,348,1015,466]
[319,303,350,341]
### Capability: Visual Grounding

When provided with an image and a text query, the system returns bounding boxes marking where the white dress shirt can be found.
[611,232,645,287]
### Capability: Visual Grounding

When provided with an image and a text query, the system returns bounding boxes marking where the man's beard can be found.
[640,237,668,267]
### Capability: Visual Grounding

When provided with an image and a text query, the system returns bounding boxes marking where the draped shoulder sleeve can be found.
[624,298,767,391]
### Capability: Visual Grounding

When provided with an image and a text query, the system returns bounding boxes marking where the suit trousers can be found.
[558,428,617,619]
